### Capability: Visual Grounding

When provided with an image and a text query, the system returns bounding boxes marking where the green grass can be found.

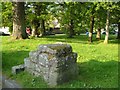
[1,34,119,88]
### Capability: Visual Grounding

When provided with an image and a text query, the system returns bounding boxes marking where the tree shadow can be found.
[57,60,118,88]
[100,34,119,44]
[109,39,120,44]
[42,34,89,44]
[40,34,119,45]
[2,50,118,88]
[2,50,50,88]
[2,50,29,75]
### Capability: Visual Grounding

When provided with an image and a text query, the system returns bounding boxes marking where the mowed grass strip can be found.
[1,34,118,88]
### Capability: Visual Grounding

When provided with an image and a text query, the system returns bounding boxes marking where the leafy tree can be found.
[104,9,110,44]
[83,3,96,43]
[94,2,106,40]
[58,2,85,38]
[99,2,118,44]
[58,2,75,38]
[110,2,120,39]
[0,3,1,27]
[25,2,51,37]
[1,2,13,33]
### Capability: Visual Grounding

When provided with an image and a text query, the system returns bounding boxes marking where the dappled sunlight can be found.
[2,35,118,88]
[1,1,120,88]
[56,60,118,88]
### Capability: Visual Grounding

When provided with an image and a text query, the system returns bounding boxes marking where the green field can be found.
[1,34,119,88]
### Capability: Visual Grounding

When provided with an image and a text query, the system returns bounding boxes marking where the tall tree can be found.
[118,22,120,39]
[110,2,120,39]
[94,2,106,40]
[104,10,110,44]
[87,3,96,43]
[102,2,117,44]
[59,2,76,38]
[12,2,27,39]
[89,15,95,43]
[25,2,50,37]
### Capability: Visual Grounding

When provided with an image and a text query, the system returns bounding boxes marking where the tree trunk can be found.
[40,19,46,37]
[96,27,101,40]
[68,19,74,38]
[104,10,110,44]
[68,4,74,38]
[117,22,120,39]
[31,19,40,37]
[12,2,27,39]
[89,16,94,43]
[31,26,36,37]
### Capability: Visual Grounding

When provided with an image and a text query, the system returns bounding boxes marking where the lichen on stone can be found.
[24,44,78,86]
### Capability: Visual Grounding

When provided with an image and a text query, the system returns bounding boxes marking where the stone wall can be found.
[24,44,78,86]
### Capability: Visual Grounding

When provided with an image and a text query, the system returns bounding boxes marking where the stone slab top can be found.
[38,44,71,50]
[37,44,73,56]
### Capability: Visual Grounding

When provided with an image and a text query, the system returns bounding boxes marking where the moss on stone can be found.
[48,44,68,51]
[47,54,55,60]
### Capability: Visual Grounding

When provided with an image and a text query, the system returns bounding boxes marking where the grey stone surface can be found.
[2,75,22,88]
[12,64,25,74]
[23,44,78,86]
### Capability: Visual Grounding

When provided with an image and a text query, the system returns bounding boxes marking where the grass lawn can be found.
[1,34,119,88]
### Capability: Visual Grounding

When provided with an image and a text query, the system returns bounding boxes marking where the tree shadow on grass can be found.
[2,50,49,88]
[42,34,89,44]
[57,60,118,88]
[2,50,29,75]
[2,50,119,88]
[41,34,119,45]
[109,39,120,44]
[100,35,119,44]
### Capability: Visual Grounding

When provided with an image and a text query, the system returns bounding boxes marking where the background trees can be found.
[1,1,120,42]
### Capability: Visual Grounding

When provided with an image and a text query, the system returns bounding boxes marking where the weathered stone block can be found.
[23,44,78,86]
[12,64,25,74]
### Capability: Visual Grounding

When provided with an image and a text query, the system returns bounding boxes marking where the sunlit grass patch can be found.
[2,34,118,88]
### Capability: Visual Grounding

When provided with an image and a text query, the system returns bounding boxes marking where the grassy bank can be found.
[2,34,118,88]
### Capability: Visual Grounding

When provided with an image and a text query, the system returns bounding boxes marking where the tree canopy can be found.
[1,1,120,42]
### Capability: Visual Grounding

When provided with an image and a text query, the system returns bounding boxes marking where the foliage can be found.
[1,1,119,88]
[25,2,54,36]
[1,2,13,32]
[1,2,120,36]
[110,2,120,24]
